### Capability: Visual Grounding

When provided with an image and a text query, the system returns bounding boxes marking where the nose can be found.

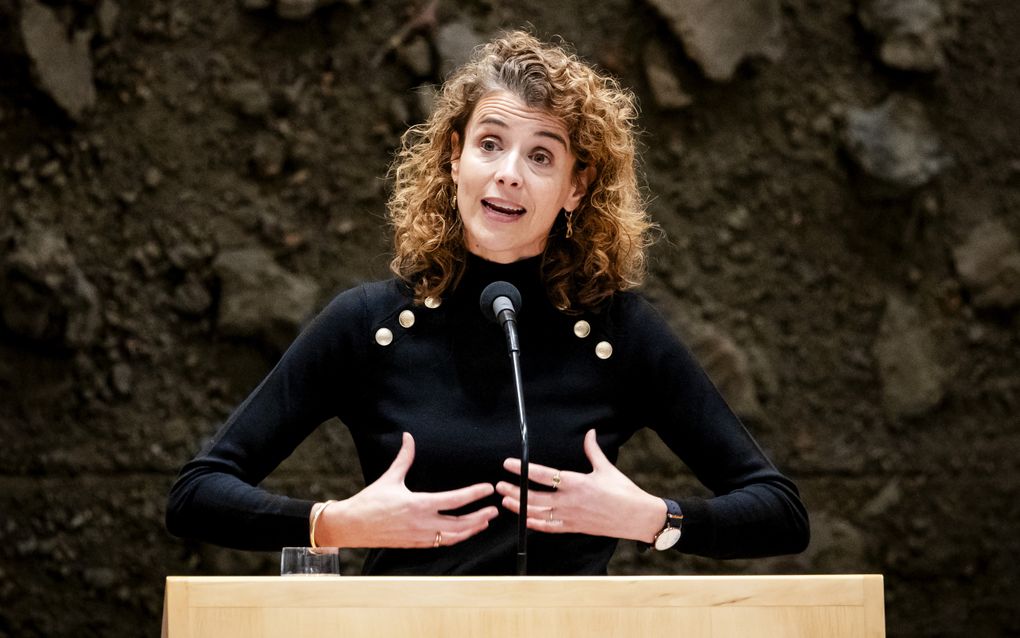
[494,152,522,187]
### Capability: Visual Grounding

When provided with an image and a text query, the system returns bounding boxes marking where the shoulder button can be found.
[573,320,591,338]
[398,309,415,328]
[375,327,394,346]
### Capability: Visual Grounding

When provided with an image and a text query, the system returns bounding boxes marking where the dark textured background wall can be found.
[1,1,1018,636]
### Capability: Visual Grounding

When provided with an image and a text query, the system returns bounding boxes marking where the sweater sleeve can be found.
[165,286,367,551]
[617,294,809,559]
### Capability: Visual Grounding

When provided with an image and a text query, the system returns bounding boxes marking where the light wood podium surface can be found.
[163,574,885,638]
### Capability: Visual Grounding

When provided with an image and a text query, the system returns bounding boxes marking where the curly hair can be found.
[387,30,652,313]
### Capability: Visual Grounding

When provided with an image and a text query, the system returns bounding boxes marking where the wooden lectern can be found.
[162,575,885,637]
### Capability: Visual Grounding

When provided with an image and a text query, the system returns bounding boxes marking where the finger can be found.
[432,520,492,547]
[583,429,611,470]
[501,493,518,514]
[437,506,499,532]
[495,480,519,499]
[495,482,554,508]
[500,495,557,518]
[425,482,495,510]
[503,458,567,489]
[381,432,415,482]
[501,497,569,533]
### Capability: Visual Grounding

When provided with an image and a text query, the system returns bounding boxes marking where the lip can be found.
[481,198,527,221]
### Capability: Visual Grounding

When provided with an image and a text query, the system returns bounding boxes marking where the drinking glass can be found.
[280,547,340,576]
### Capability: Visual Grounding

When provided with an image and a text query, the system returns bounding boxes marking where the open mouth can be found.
[482,199,526,216]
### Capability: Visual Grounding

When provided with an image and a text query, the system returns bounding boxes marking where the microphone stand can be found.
[481,281,528,575]
[500,313,529,576]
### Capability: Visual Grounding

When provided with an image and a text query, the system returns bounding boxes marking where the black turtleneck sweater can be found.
[166,255,809,574]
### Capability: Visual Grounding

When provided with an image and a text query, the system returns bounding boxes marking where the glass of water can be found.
[280,547,340,576]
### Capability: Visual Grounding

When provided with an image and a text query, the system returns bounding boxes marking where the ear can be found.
[450,132,461,182]
[564,163,595,212]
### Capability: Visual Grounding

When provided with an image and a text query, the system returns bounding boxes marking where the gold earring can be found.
[451,191,457,211]
[565,210,574,239]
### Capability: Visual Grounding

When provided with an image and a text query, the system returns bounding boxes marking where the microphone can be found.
[480,281,523,352]
[479,281,529,575]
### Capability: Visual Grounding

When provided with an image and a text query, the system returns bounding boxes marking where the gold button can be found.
[375,327,393,346]
[398,309,415,328]
[573,320,591,338]
[595,341,613,359]
[424,296,441,309]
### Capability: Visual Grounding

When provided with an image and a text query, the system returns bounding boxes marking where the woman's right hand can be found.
[313,433,498,548]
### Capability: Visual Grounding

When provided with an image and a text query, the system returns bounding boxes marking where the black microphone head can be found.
[480,281,522,322]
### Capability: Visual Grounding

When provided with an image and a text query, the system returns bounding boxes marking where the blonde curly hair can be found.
[388,30,652,313]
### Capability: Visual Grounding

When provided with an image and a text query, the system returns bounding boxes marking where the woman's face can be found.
[451,90,590,263]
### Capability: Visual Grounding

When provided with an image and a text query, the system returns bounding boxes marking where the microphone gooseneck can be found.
[479,281,529,575]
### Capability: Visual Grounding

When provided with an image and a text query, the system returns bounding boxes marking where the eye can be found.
[531,151,552,166]
[480,138,499,152]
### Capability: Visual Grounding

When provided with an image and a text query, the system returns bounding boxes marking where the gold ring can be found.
[551,471,561,490]
[548,508,555,522]
[433,531,442,548]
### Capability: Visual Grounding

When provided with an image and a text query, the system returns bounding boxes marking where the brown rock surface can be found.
[843,94,952,192]
[19,0,97,120]
[647,0,785,82]
[873,294,947,417]
[1,226,102,349]
[1,2,1018,637]
[952,219,1020,309]
[858,0,952,72]
[213,246,321,351]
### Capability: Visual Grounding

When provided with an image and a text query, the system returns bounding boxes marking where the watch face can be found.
[654,527,682,551]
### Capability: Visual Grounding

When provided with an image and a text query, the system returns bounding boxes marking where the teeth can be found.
[485,200,525,215]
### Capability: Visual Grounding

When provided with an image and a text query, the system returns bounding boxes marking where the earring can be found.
[450,191,457,211]
[565,210,575,239]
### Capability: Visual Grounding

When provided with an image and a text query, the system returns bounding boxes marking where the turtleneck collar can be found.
[463,252,542,283]
[450,252,551,318]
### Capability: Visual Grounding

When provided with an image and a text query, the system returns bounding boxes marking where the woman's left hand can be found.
[496,429,667,542]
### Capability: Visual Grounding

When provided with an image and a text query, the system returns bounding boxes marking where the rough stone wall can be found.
[1,1,1018,636]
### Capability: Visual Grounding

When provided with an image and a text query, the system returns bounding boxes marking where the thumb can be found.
[381,432,415,482]
[583,429,611,471]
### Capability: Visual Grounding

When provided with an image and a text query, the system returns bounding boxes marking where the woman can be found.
[166,31,809,574]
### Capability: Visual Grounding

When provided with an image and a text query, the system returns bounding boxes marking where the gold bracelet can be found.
[309,500,337,549]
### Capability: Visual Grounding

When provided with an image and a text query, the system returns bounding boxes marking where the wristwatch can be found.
[652,499,684,551]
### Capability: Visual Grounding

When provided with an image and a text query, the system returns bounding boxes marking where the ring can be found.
[551,471,561,490]
[433,531,442,548]
[547,508,555,522]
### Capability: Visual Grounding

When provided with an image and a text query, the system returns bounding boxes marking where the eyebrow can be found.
[477,116,568,150]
